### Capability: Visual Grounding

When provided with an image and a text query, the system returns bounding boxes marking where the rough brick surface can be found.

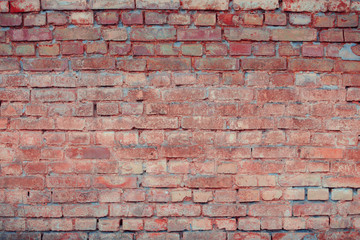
[0,0,359,238]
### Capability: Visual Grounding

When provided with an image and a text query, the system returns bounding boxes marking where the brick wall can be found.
[0,0,360,239]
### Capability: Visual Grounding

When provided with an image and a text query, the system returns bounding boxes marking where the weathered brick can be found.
[90,0,134,9]
[47,12,68,25]
[0,176,44,189]
[225,28,270,41]
[147,58,191,71]
[272,28,317,41]
[131,28,176,41]
[182,0,229,10]
[293,203,335,216]
[70,12,94,25]
[234,0,278,10]
[289,59,334,72]
[72,57,115,70]
[54,27,100,40]
[0,13,22,26]
[137,0,179,9]
[242,58,286,70]
[42,0,87,10]
[24,13,46,26]
[249,204,292,217]
[9,28,52,41]
[177,28,221,41]
[23,58,68,72]
[282,0,327,12]
[96,11,119,25]
[122,11,143,24]
[195,58,239,71]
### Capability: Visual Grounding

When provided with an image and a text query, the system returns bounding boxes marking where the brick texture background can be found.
[0,0,360,239]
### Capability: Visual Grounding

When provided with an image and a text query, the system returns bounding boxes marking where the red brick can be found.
[47,175,90,188]
[242,58,286,70]
[147,58,191,71]
[47,12,68,25]
[19,205,62,218]
[302,44,324,57]
[265,13,287,25]
[282,0,327,12]
[225,28,270,41]
[242,13,263,25]
[102,29,127,41]
[24,13,46,26]
[9,28,52,41]
[289,14,311,25]
[0,176,44,189]
[320,29,344,42]
[289,59,334,72]
[72,57,115,70]
[62,42,84,55]
[122,12,143,25]
[182,0,229,10]
[96,11,118,25]
[54,27,100,40]
[194,13,216,26]
[184,232,225,240]
[206,43,227,56]
[90,0,133,9]
[279,174,321,187]
[249,204,292,217]
[142,175,182,188]
[109,42,131,55]
[186,176,232,188]
[86,42,107,54]
[43,233,87,240]
[314,15,335,27]
[70,12,93,25]
[42,0,87,10]
[234,0,278,10]
[229,233,270,240]
[133,43,154,56]
[63,204,108,217]
[31,89,75,102]
[293,203,335,216]
[337,14,358,27]
[139,0,178,9]
[110,204,153,217]
[131,28,176,41]
[117,59,146,71]
[0,58,20,71]
[98,219,120,231]
[138,233,179,240]
[168,13,190,25]
[272,28,317,41]
[300,147,343,159]
[335,60,360,72]
[253,43,275,56]
[229,43,251,56]
[178,28,221,41]
[195,58,239,71]
[253,146,297,158]
[39,44,60,56]
[323,177,360,188]
[344,30,360,42]
[23,58,68,72]
[0,13,22,26]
